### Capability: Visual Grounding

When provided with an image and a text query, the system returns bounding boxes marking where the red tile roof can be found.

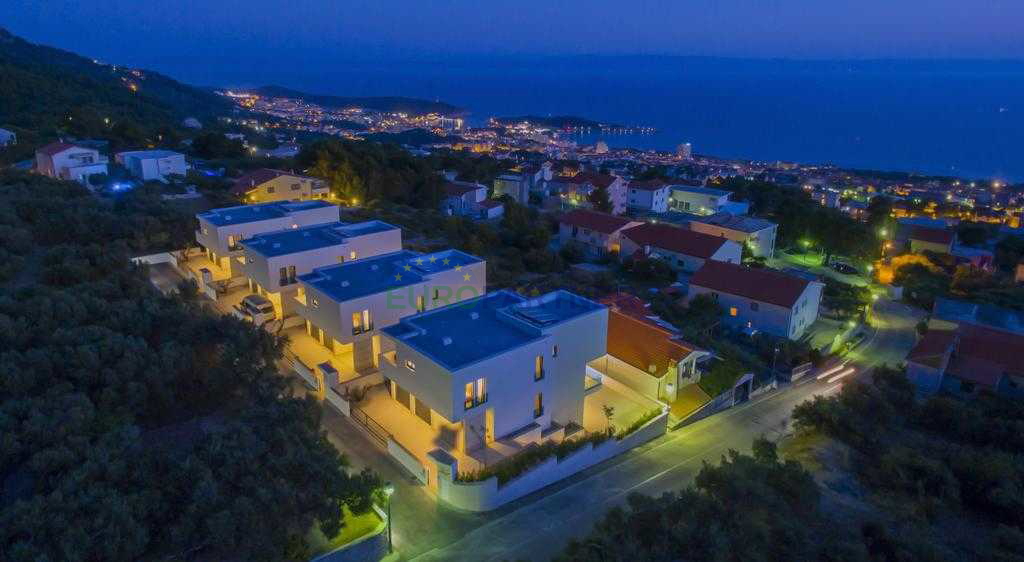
[949,325,1024,387]
[690,261,811,308]
[231,168,319,196]
[600,294,698,377]
[911,226,954,246]
[629,179,669,191]
[36,142,78,156]
[907,330,956,367]
[559,209,635,234]
[565,171,617,189]
[443,181,484,197]
[622,223,729,259]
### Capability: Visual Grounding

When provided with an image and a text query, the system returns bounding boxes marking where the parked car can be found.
[235,294,276,325]
[831,262,859,275]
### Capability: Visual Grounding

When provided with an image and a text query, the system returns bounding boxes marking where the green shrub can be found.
[615,408,662,439]
[457,429,614,485]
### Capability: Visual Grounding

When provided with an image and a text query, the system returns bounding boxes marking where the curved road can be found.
[308,297,922,561]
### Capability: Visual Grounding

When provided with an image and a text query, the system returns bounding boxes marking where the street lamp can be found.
[383,482,395,553]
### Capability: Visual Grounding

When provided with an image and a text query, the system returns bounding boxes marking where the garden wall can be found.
[437,410,668,512]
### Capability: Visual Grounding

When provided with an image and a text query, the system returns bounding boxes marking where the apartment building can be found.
[195,200,339,276]
[231,168,329,203]
[688,261,823,340]
[626,179,671,213]
[291,249,486,371]
[237,220,402,318]
[379,290,607,455]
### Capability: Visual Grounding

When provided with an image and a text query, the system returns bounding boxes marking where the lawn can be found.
[307,505,385,556]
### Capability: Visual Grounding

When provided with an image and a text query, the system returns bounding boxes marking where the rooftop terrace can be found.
[198,200,336,227]
[299,249,481,302]
[240,220,397,257]
[384,290,605,371]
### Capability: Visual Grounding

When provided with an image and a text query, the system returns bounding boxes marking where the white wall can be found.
[688,281,821,340]
[195,205,340,264]
[437,409,668,512]
[689,222,777,259]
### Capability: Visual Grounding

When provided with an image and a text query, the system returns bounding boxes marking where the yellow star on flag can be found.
[429,255,437,263]
[404,264,412,271]
[394,273,402,281]
[455,265,462,271]
[442,258,450,265]
[415,258,424,265]
[463,273,471,281]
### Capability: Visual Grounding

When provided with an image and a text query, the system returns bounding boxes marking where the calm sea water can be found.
[192,56,1024,180]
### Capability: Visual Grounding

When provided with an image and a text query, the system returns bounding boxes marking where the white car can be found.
[235,294,276,326]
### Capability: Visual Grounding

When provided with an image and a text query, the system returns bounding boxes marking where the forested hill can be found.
[0,28,230,156]
[255,85,463,116]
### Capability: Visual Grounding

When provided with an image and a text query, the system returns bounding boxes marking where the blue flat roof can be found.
[240,220,398,257]
[384,289,605,371]
[198,200,335,227]
[300,248,482,302]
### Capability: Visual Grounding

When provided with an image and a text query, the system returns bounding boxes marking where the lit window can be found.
[464,378,488,410]
[535,355,544,381]
[349,251,357,260]
[729,307,738,317]
[534,392,544,418]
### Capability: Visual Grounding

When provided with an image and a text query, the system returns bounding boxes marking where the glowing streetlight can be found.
[383,482,395,553]
[878,228,888,237]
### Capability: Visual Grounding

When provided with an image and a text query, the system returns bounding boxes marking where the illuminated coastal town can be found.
[1,4,1023,562]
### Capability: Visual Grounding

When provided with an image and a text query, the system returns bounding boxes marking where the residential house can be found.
[379,290,606,459]
[195,200,340,276]
[0,128,16,146]
[493,173,529,205]
[550,171,627,215]
[669,183,749,215]
[35,142,109,185]
[591,293,708,403]
[909,226,955,254]
[231,169,329,203]
[620,222,742,273]
[688,261,823,340]
[627,179,671,213]
[558,209,642,256]
[237,220,402,318]
[441,180,487,216]
[688,212,778,258]
[116,150,188,183]
[292,249,486,372]
[907,324,1024,397]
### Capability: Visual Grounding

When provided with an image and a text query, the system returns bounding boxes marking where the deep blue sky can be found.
[3,0,1023,66]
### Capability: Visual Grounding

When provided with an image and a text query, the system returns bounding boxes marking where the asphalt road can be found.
[299,296,923,561]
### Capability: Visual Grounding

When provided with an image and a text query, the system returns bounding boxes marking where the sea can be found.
[182,55,1024,181]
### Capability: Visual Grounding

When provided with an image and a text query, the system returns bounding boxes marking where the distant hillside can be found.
[0,28,230,156]
[361,128,463,146]
[255,85,463,116]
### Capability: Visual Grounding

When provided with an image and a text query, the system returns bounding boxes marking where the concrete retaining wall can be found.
[131,252,180,268]
[439,410,668,512]
[325,388,351,417]
[387,438,428,484]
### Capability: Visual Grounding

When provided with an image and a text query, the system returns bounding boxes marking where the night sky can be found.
[3,0,1023,68]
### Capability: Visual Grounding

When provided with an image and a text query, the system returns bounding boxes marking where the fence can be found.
[351,406,391,448]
